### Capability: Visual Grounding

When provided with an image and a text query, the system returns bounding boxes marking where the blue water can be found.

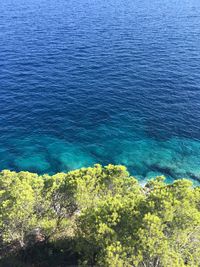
[1,0,200,183]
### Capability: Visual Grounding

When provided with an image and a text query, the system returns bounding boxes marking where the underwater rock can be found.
[149,163,176,178]
[185,172,200,182]
[14,154,50,173]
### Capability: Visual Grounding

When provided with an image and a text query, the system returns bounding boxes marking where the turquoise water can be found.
[0,0,200,184]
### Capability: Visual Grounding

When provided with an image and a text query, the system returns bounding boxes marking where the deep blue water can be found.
[1,0,200,183]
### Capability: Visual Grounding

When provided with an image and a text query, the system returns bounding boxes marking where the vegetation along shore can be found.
[0,164,199,267]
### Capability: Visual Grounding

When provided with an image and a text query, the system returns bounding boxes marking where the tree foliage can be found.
[0,165,199,266]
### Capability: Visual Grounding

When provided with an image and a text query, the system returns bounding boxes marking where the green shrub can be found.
[0,165,199,267]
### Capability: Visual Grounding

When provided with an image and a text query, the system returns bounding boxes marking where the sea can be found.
[1,0,200,184]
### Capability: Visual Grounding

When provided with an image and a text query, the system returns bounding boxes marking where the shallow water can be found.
[0,0,200,183]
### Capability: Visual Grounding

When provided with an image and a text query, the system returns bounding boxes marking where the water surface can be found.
[1,0,200,183]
